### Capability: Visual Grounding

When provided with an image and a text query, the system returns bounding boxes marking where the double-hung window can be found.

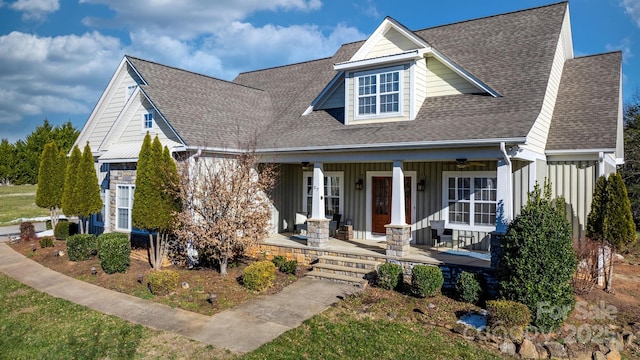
[444,173,497,228]
[355,66,401,118]
[116,184,135,231]
[143,110,154,130]
[303,172,343,216]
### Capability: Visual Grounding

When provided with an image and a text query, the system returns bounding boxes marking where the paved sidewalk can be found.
[0,243,354,353]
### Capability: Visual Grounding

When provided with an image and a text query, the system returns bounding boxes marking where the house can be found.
[75,2,623,257]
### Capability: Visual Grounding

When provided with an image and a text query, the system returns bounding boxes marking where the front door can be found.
[371,177,412,234]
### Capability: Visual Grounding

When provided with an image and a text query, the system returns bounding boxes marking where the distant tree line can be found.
[0,119,79,185]
[620,91,640,227]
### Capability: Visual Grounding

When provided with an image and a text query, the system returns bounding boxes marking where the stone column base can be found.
[385,224,412,257]
[307,218,330,248]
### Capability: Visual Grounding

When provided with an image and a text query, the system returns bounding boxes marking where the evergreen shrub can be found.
[39,236,54,248]
[455,271,482,304]
[486,300,531,340]
[147,270,179,295]
[376,262,403,290]
[243,260,276,291]
[271,255,287,269]
[66,234,98,261]
[20,222,36,241]
[98,233,131,274]
[54,220,76,240]
[411,265,443,297]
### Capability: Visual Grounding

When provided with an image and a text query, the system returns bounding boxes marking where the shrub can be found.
[66,234,98,261]
[271,255,287,269]
[456,271,482,304]
[54,220,76,240]
[243,260,276,291]
[411,265,443,297]
[98,233,131,274]
[20,222,36,241]
[147,270,179,295]
[39,236,55,248]
[281,260,298,275]
[497,181,577,331]
[377,262,403,290]
[46,220,52,230]
[486,300,531,341]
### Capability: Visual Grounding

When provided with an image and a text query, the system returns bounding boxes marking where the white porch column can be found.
[496,157,513,233]
[390,160,406,225]
[310,162,325,220]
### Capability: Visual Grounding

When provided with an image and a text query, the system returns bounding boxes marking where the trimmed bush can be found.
[486,300,531,340]
[243,260,276,291]
[39,236,54,248]
[66,234,98,261]
[411,265,443,297]
[54,220,77,240]
[98,233,131,274]
[456,271,482,304]
[280,260,298,275]
[498,181,576,331]
[377,262,403,290]
[271,255,287,269]
[147,270,179,295]
[46,220,52,230]
[20,222,36,241]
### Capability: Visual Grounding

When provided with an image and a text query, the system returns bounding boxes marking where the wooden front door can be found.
[371,177,412,234]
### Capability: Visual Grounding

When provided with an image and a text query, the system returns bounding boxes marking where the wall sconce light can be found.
[355,179,364,190]
[90,266,97,275]
[417,179,426,191]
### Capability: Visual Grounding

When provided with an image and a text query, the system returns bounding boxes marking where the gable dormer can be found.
[308,17,499,125]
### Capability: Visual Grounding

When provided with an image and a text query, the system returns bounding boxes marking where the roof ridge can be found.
[125,55,265,92]
[571,51,622,60]
[236,56,333,76]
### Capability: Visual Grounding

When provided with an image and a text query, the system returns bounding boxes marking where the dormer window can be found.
[354,66,402,119]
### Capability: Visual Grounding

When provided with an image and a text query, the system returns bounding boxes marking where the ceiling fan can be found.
[451,158,486,169]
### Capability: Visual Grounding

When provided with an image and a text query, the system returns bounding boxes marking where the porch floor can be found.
[264,233,491,269]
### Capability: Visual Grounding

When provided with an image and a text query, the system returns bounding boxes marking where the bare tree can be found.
[174,151,276,275]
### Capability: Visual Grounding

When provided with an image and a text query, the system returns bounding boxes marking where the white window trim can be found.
[116,184,135,232]
[126,84,137,100]
[142,109,155,132]
[442,171,497,232]
[353,65,404,120]
[302,171,344,217]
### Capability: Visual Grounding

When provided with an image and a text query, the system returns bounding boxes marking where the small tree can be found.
[498,181,577,331]
[132,134,181,270]
[36,141,66,230]
[175,150,275,275]
[74,143,102,234]
[62,145,82,220]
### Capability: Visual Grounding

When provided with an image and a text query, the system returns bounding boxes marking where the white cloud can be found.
[0,31,123,124]
[621,0,640,28]
[354,0,380,19]
[606,37,633,63]
[9,0,59,20]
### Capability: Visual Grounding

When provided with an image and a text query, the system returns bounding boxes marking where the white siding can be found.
[521,10,573,155]
[425,57,478,96]
[414,57,428,113]
[366,28,418,59]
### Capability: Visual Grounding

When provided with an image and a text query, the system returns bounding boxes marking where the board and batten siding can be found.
[425,56,478,97]
[547,161,598,240]
[365,27,418,59]
[521,10,573,155]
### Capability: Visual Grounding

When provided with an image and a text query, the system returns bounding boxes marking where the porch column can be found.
[307,162,330,248]
[496,157,513,233]
[386,160,411,257]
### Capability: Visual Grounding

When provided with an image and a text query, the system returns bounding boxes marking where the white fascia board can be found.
[335,50,424,71]
[545,148,616,156]
[124,56,148,86]
[430,49,500,97]
[350,17,429,62]
[100,158,138,164]
[511,147,545,162]
[303,71,345,116]
[137,87,186,146]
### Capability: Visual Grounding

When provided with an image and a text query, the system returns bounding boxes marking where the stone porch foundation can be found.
[306,218,330,248]
[385,224,411,257]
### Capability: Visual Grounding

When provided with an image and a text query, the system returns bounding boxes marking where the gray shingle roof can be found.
[546,52,622,151]
[126,56,272,148]
[233,2,567,150]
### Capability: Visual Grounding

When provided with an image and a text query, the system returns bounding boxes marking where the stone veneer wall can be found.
[107,163,137,233]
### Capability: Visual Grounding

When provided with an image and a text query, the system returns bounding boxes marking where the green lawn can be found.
[0,184,50,225]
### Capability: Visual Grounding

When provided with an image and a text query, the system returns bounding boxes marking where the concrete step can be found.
[312,262,375,278]
[318,255,381,271]
[305,270,368,288]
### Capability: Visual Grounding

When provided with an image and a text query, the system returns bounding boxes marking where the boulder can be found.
[535,343,549,359]
[499,340,516,355]
[592,351,607,360]
[545,341,568,359]
[517,339,538,359]
[605,348,621,360]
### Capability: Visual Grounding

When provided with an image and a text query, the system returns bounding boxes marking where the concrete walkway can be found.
[0,242,354,353]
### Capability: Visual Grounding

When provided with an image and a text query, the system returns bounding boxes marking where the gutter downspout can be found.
[598,151,605,177]
[499,142,513,231]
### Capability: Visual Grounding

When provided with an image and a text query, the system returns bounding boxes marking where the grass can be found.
[0,184,49,225]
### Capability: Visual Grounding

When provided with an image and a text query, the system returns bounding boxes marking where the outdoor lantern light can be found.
[209,293,217,305]
[90,266,97,275]
[355,179,364,190]
[417,179,426,191]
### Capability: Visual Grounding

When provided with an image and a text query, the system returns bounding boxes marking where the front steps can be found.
[305,255,382,288]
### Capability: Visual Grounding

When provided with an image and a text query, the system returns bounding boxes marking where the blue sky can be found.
[0,0,638,143]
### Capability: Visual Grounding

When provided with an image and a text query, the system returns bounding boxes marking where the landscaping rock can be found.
[622,331,635,347]
[499,340,516,355]
[545,341,568,359]
[517,338,538,359]
[605,337,623,352]
[535,343,549,359]
[566,342,591,360]
[592,351,607,360]
[605,348,621,360]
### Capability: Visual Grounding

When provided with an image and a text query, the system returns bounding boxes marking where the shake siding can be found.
[425,57,478,96]
[522,11,572,155]
[366,28,418,58]
[547,161,597,239]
